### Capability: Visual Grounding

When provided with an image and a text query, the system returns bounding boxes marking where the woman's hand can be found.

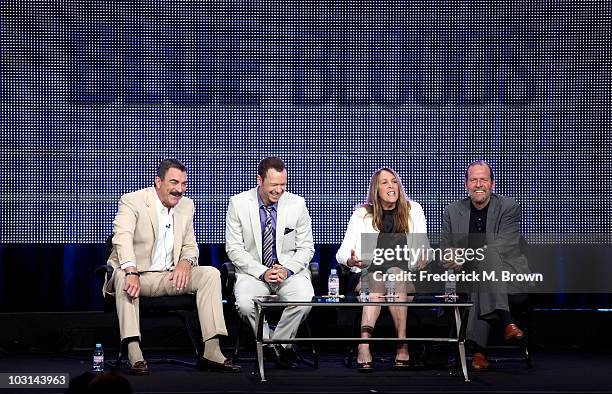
[347,249,363,268]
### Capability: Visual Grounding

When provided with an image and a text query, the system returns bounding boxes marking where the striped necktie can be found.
[262,205,274,267]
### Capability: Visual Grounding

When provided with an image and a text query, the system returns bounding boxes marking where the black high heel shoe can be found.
[357,360,374,373]
[394,359,410,370]
[357,327,375,373]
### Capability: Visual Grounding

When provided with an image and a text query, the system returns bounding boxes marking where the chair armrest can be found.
[336,263,350,277]
[337,263,359,296]
[220,262,236,298]
[95,264,114,278]
[309,261,320,295]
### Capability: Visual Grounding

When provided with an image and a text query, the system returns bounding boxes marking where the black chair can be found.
[220,261,320,367]
[96,235,201,369]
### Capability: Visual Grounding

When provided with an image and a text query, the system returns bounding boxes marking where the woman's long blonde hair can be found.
[361,167,411,233]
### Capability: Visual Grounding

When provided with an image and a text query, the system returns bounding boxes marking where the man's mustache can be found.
[170,191,183,197]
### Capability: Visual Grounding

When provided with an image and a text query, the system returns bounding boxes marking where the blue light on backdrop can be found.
[0,1,610,244]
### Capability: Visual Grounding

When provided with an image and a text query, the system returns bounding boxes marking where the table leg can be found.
[255,304,266,382]
[454,306,470,382]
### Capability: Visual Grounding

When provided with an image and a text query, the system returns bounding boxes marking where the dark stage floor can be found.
[1,348,612,393]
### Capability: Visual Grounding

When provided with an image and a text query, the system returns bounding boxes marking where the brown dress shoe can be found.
[129,360,150,375]
[504,323,525,341]
[471,352,489,371]
[197,357,241,373]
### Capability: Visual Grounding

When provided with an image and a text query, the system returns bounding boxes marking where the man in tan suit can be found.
[104,159,240,374]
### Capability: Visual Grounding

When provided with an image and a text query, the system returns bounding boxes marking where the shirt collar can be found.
[155,192,175,216]
[470,201,489,215]
[256,187,277,211]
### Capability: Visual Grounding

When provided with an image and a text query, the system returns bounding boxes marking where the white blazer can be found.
[336,201,429,273]
[225,187,315,279]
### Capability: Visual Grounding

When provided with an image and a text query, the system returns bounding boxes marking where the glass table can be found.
[252,295,473,382]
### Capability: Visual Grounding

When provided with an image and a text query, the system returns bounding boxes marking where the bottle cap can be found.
[95,343,102,348]
[330,269,337,275]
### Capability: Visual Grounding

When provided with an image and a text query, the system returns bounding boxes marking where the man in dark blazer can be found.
[440,160,530,371]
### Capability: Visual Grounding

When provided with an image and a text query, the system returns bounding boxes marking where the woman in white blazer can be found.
[336,167,429,372]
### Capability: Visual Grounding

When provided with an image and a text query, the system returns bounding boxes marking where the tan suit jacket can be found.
[103,187,228,343]
[104,187,199,294]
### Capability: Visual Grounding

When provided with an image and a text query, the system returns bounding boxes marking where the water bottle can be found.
[385,268,397,299]
[359,273,370,302]
[93,343,104,372]
[328,268,339,297]
[444,268,457,302]
[385,280,396,299]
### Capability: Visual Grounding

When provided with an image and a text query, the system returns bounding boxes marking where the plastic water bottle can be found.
[385,268,397,299]
[328,268,339,297]
[359,273,370,302]
[445,268,456,302]
[93,343,104,372]
[385,280,396,299]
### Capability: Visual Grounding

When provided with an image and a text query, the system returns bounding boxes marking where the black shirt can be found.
[381,207,397,233]
[375,207,407,269]
[468,202,488,249]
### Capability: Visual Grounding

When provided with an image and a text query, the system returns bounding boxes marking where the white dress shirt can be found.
[149,196,175,271]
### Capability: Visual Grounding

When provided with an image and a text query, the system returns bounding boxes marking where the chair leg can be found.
[114,339,125,370]
[176,311,201,361]
[230,317,257,363]
[523,333,533,369]
[343,346,355,368]
[342,309,361,368]
[136,313,198,369]
[525,344,533,368]
[303,321,319,369]
[233,319,242,362]
[108,338,130,371]
[525,308,534,369]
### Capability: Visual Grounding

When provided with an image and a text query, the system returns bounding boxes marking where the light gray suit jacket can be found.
[225,187,315,279]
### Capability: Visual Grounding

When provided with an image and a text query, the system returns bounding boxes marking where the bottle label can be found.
[93,356,104,363]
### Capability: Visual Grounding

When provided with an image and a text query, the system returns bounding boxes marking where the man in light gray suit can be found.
[441,160,530,371]
[225,156,315,366]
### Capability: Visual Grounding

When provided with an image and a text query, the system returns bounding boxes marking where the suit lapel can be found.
[145,188,160,263]
[145,188,160,241]
[459,198,471,235]
[486,195,500,242]
[249,188,263,263]
[456,198,471,248]
[172,204,183,264]
[275,194,287,258]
